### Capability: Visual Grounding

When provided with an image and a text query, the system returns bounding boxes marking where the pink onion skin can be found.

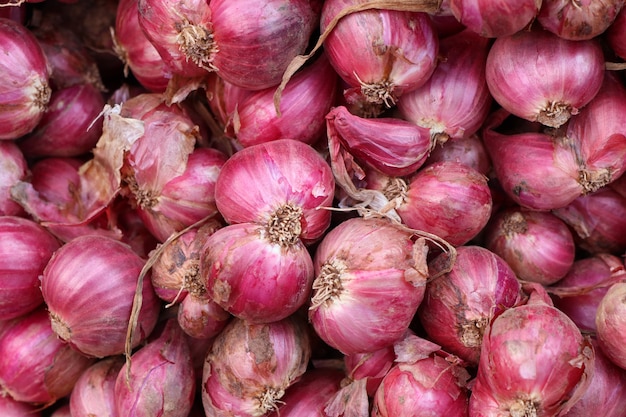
[469,297,594,417]
[538,0,625,40]
[563,339,626,417]
[18,83,105,158]
[114,0,169,92]
[309,217,428,355]
[205,74,254,135]
[418,246,521,365]
[449,0,541,37]
[0,307,95,405]
[397,161,492,246]
[326,105,433,177]
[345,344,396,396]
[397,28,492,143]
[0,394,42,417]
[209,0,321,90]
[178,293,231,340]
[486,29,604,128]
[550,254,626,333]
[69,356,123,417]
[115,320,196,417]
[41,235,161,358]
[606,7,626,60]
[0,18,51,140]
[371,354,469,417]
[484,208,576,285]
[0,141,27,216]
[235,53,338,148]
[267,368,344,417]
[0,216,61,320]
[321,1,438,110]
[426,133,491,176]
[553,187,626,255]
[596,282,626,369]
[483,109,583,211]
[201,316,311,417]
[201,222,314,324]
[29,157,82,205]
[214,139,335,243]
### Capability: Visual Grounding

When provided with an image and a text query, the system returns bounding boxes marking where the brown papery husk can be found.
[273,0,443,114]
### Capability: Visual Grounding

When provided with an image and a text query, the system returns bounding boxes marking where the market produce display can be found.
[2,0,626,416]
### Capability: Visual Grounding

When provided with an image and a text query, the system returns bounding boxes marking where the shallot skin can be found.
[538,0,625,40]
[449,0,542,38]
[596,282,626,370]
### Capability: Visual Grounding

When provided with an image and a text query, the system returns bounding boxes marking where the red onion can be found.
[308,217,429,355]
[469,290,594,417]
[18,83,105,158]
[596,282,626,369]
[484,208,576,285]
[41,235,161,358]
[201,222,314,323]
[321,0,438,113]
[69,356,124,417]
[234,53,338,148]
[418,246,521,365]
[449,0,541,37]
[326,105,433,178]
[267,368,345,417]
[214,139,335,244]
[0,307,94,404]
[549,254,626,333]
[426,133,491,176]
[607,7,626,60]
[0,18,51,140]
[563,339,626,417]
[391,161,492,246]
[0,216,60,320]
[538,0,625,40]
[205,74,254,137]
[115,320,195,417]
[397,28,492,143]
[29,157,83,205]
[201,316,311,417]
[371,336,470,417]
[0,141,27,216]
[553,187,626,255]
[0,394,42,417]
[113,0,169,93]
[485,29,604,128]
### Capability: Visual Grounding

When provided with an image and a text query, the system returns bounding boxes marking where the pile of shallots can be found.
[3,0,626,416]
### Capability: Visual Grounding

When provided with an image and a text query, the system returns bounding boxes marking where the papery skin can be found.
[426,133,491,175]
[18,83,105,158]
[371,355,470,417]
[0,216,61,320]
[398,28,492,142]
[267,368,344,417]
[215,139,334,242]
[0,141,27,216]
[596,282,626,369]
[483,109,583,211]
[201,222,314,324]
[397,161,492,246]
[538,0,624,40]
[0,18,51,140]
[115,320,196,417]
[235,53,338,147]
[418,246,521,365]
[41,235,161,358]
[449,0,542,37]
[70,356,124,417]
[469,301,593,417]
[563,339,626,417]
[550,254,626,332]
[484,208,576,285]
[321,0,438,108]
[486,30,604,128]
[326,105,432,177]
[309,217,428,355]
[114,0,169,92]
[209,0,321,90]
[0,307,95,404]
[0,393,42,417]
[201,316,311,417]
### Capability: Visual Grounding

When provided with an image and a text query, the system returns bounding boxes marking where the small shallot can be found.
[449,0,541,37]
[538,0,625,40]
[69,356,124,417]
[0,142,27,216]
[596,282,626,369]
[426,133,490,176]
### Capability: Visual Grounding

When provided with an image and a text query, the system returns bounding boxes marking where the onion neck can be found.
[183,262,205,298]
[265,204,303,247]
[310,259,346,310]
[124,175,158,209]
[382,177,408,208]
[49,312,72,342]
[509,398,539,417]
[175,20,218,71]
[503,211,528,236]
[537,101,571,128]
[460,317,488,348]
[33,79,51,111]
[578,167,611,194]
